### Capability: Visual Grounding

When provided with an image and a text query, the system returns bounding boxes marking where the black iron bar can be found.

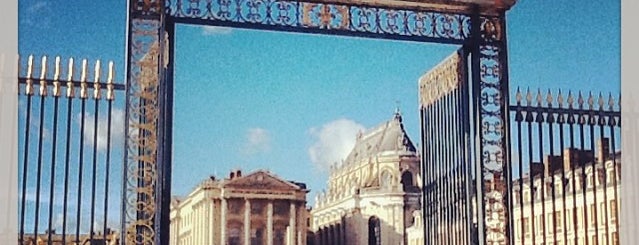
[461,62,471,245]
[536,103,547,245]
[452,90,459,245]
[525,105,536,245]
[507,106,621,118]
[89,98,100,242]
[434,97,441,245]
[515,101,524,244]
[451,90,463,244]
[419,107,427,245]
[46,95,60,245]
[19,86,33,245]
[598,109,609,245]
[568,106,578,245]
[75,96,87,244]
[443,92,452,245]
[609,114,619,242]
[578,107,589,245]
[547,98,557,245]
[18,78,125,91]
[558,104,568,245]
[588,108,599,245]
[103,97,114,239]
[427,104,434,245]
[61,94,74,245]
[33,89,47,239]
[427,103,434,245]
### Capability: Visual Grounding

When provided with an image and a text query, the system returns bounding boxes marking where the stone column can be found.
[267,201,273,245]
[289,202,296,245]
[194,204,199,245]
[244,199,251,245]
[209,199,214,245]
[198,204,202,245]
[221,198,227,245]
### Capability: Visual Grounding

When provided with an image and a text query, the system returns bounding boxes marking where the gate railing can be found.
[17,55,125,245]
[509,88,621,245]
[420,49,477,245]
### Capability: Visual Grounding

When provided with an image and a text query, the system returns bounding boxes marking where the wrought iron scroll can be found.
[165,0,471,44]
[420,49,474,245]
[126,0,168,244]
[471,12,510,245]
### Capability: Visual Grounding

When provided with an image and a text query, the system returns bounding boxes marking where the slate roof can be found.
[343,110,418,165]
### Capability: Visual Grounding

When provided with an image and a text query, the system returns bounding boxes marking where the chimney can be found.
[530,162,544,178]
[563,148,594,171]
[598,137,610,163]
[544,155,563,177]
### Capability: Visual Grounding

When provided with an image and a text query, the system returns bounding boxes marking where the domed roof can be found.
[343,110,418,165]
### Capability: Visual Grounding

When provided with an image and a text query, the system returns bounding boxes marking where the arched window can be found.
[228,227,241,245]
[401,171,413,191]
[368,216,381,245]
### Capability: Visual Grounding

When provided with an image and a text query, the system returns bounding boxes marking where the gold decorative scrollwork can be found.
[418,50,465,107]
[300,3,350,30]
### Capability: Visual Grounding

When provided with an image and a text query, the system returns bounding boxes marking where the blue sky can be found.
[18,0,620,233]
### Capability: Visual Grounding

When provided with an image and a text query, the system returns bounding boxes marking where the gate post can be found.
[124,1,170,244]
[470,7,512,245]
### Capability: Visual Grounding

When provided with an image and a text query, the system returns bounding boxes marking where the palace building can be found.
[512,138,621,245]
[169,169,309,245]
[310,110,422,245]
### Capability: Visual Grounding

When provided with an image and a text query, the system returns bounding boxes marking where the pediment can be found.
[224,171,301,191]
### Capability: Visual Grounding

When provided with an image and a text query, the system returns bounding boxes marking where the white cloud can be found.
[240,127,271,156]
[27,1,48,13]
[201,26,233,35]
[307,118,365,172]
[24,1,50,27]
[82,109,125,152]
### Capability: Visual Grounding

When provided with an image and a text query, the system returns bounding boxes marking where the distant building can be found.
[512,138,621,245]
[169,169,309,245]
[310,110,422,245]
[22,229,119,245]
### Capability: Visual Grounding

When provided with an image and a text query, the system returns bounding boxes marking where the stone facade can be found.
[169,170,309,245]
[512,141,621,245]
[310,111,422,245]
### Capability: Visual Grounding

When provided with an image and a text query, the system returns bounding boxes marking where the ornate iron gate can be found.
[124,0,516,244]
[509,89,621,245]
[17,55,125,244]
[419,49,475,245]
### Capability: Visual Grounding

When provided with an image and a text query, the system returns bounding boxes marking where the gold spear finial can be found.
[25,55,34,96]
[80,59,88,99]
[66,58,75,98]
[106,61,115,101]
[93,60,101,100]
[39,56,47,97]
[53,56,61,97]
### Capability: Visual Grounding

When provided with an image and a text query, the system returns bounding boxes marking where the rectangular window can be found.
[612,232,619,245]
[548,213,554,234]
[566,208,572,231]
[591,204,596,226]
[591,236,597,245]
[611,200,617,224]
[600,202,606,225]
[608,170,614,184]
[556,211,562,232]
[577,207,582,229]
[523,217,530,235]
